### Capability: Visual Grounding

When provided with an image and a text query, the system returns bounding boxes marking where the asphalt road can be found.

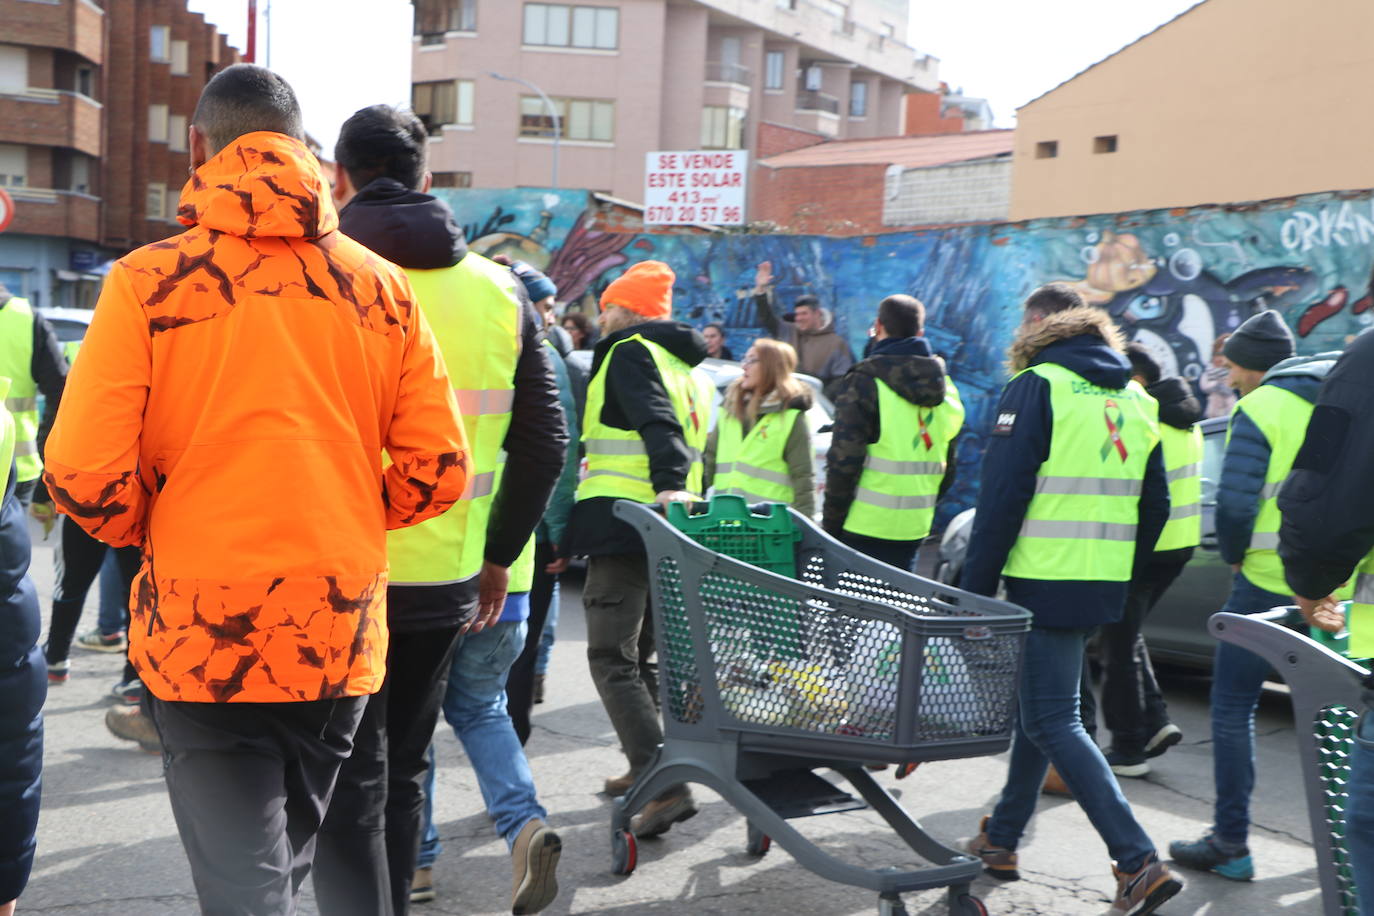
[18,532,1327,915]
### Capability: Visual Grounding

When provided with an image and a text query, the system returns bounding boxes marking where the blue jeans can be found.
[97,549,128,635]
[536,581,559,676]
[1349,711,1374,915]
[1209,571,1290,845]
[418,744,440,870]
[987,625,1155,871]
[425,620,546,860]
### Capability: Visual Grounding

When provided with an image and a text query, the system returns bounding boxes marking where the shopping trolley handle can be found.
[1209,610,1369,682]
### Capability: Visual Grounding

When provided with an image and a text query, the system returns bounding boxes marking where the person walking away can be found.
[1276,327,1374,912]
[823,294,960,573]
[0,283,67,512]
[42,66,470,916]
[703,337,814,516]
[960,283,1182,915]
[315,104,564,916]
[753,264,853,396]
[1171,310,1342,880]
[568,260,713,838]
[1096,344,1202,777]
[0,397,43,916]
[701,322,734,361]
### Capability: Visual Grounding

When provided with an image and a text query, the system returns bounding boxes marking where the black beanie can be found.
[1223,309,1295,372]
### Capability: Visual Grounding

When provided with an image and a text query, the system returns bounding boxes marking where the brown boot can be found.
[1041,764,1072,797]
[603,770,637,796]
[631,790,697,839]
[966,814,1019,881]
[510,819,561,915]
[106,704,162,754]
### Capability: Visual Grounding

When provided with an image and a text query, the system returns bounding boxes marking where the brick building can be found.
[0,0,238,309]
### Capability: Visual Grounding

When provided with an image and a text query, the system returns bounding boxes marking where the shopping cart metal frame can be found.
[609,500,1032,916]
[1211,608,1371,916]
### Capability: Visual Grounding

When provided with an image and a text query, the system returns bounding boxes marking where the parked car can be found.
[39,306,93,349]
[936,416,1233,670]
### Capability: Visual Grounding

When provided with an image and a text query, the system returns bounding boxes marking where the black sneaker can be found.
[1169,833,1253,880]
[1144,724,1182,759]
[1106,748,1150,779]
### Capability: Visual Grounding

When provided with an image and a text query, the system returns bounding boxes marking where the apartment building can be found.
[410,0,940,203]
[0,0,237,309]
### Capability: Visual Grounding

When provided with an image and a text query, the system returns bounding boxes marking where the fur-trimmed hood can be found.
[1008,306,1132,390]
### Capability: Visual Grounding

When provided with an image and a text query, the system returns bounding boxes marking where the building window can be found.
[169,114,188,152]
[1035,140,1058,159]
[776,0,797,9]
[0,45,26,95]
[1094,134,1119,154]
[148,104,170,143]
[69,153,91,194]
[147,182,167,220]
[415,0,477,36]
[850,80,867,117]
[764,51,785,90]
[519,96,614,141]
[431,171,473,188]
[804,65,822,91]
[523,4,618,50]
[150,26,171,62]
[412,79,474,133]
[171,40,189,75]
[75,66,94,98]
[700,106,745,150]
[0,144,26,188]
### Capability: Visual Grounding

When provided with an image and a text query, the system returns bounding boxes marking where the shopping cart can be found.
[1210,607,1372,915]
[610,496,1032,916]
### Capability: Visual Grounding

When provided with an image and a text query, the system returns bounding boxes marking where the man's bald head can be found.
[191,64,304,158]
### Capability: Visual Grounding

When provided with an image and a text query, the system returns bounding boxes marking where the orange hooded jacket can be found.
[43,132,470,703]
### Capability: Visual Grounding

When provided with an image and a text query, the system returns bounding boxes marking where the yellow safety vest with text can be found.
[0,298,40,482]
[0,377,17,486]
[387,253,523,585]
[1154,423,1203,551]
[843,378,964,541]
[714,407,805,505]
[577,335,713,503]
[1004,364,1159,582]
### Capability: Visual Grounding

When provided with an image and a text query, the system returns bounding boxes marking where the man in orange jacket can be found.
[42,65,469,916]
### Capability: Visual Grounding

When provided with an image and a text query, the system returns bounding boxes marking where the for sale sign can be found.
[644,150,748,226]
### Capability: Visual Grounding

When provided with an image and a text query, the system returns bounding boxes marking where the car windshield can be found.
[47,319,88,344]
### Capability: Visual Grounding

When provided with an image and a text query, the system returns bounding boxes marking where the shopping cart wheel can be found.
[745,822,771,857]
[877,893,908,916]
[951,893,987,915]
[611,828,637,876]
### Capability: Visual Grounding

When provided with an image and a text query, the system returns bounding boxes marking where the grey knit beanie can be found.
[1223,309,1295,372]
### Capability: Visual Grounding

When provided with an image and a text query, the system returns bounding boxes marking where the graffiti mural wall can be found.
[436,187,1374,516]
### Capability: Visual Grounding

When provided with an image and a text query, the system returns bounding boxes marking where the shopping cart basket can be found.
[610,496,1032,916]
[1210,607,1371,915]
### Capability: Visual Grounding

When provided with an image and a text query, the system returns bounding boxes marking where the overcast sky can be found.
[185,0,1202,146]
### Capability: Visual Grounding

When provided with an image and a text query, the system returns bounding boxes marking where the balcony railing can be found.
[795,90,840,115]
[704,61,751,85]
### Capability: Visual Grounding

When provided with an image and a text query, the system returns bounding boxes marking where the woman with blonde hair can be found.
[704,338,815,516]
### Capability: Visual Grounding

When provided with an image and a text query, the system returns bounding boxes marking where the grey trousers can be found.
[584,553,670,779]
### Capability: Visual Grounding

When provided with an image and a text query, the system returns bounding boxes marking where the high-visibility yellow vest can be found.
[509,535,536,594]
[577,335,713,503]
[1349,552,1374,658]
[714,407,805,505]
[843,378,964,541]
[1154,423,1203,551]
[0,298,40,482]
[387,253,522,585]
[1231,383,1352,596]
[0,376,17,486]
[1004,364,1159,582]
[63,339,80,366]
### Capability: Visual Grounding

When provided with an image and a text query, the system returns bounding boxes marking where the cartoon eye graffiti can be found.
[1169,248,1203,282]
[1082,246,1101,264]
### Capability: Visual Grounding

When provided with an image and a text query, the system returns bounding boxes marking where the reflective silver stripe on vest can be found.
[1166,462,1201,482]
[863,456,945,475]
[1356,573,1374,605]
[1033,476,1143,497]
[720,485,778,504]
[11,440,36,457]
[717,461,791,487]
[461,470,496,500]
[1249,532,1281,550]
[1168,502,1202,521]
[454,388,514,416]
[1019,519,1137,541]
[4,396,35,412]
[853,487,937,511]
[1260,481,1283,500]
[584,439,647,457]
[584,468,651,484]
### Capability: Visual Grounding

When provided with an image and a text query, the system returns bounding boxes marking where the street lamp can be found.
[489,71,560,190]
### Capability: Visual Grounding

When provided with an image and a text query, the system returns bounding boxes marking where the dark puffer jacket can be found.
[0,460,43,903]
[822,336,949,536]
[1147,376,1203,431]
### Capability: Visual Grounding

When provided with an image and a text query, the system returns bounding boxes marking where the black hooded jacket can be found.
[339,178,566,623]
[822,336,950,536]
[1147,376,1204,431]
[567,319,709,556]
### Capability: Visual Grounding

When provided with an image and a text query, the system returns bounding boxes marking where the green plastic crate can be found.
[666,495,802,579]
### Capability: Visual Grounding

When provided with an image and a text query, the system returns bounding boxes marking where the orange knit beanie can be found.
[600,261,674,320]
